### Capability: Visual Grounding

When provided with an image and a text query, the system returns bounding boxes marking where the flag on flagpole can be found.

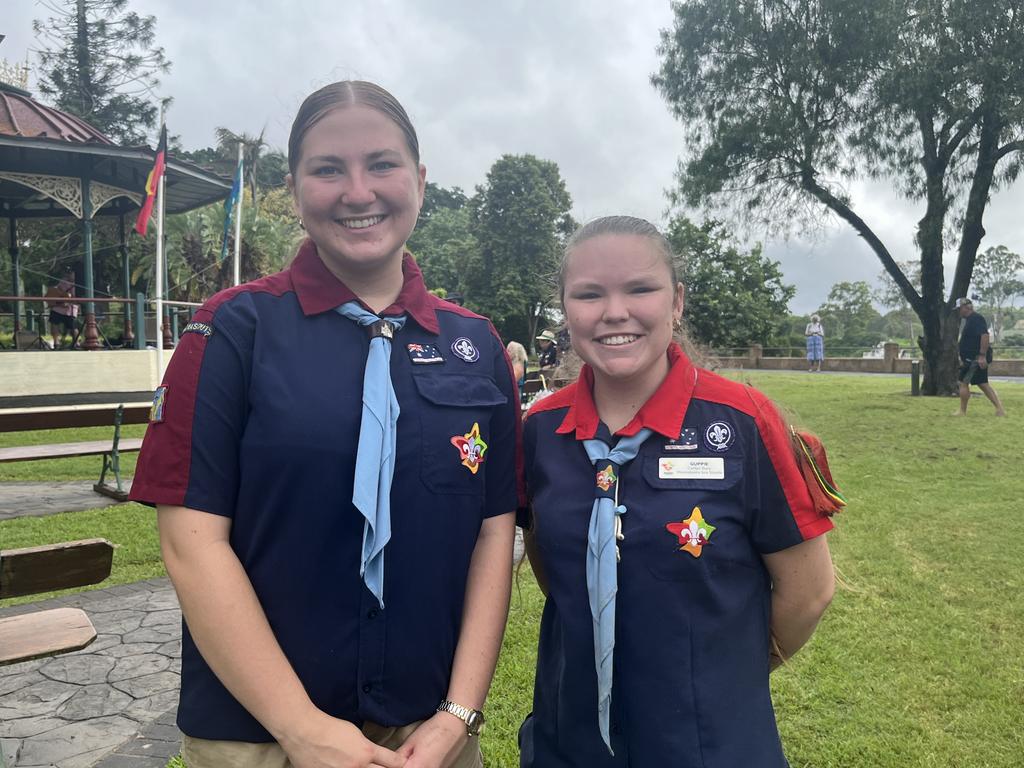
[220,158,243,262]
[135,125,168,236]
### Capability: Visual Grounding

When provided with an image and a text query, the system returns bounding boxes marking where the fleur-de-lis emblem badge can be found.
[596,465,616,492]
[666,507,716,558]
[451,422,488,474]
[704,421,734,452]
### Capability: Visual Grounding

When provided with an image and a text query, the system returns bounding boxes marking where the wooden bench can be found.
[0,538,114,666]
[0,404,146,501]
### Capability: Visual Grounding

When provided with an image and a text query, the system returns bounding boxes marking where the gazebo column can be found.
[119,214,134,346]
[8,217,20,333]
[80,176,100,350]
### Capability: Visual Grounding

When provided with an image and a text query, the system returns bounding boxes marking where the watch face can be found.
[467,710,485,735]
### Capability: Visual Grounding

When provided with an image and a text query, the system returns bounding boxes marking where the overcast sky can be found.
[3,0,1022,313]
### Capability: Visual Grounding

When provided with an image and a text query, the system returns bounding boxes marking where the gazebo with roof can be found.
[0,79,230,349]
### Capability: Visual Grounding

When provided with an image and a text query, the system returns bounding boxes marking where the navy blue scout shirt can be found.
[518,344,832,768]
[130,240,523,741]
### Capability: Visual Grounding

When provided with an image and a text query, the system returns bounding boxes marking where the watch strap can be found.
[436,699,484,736]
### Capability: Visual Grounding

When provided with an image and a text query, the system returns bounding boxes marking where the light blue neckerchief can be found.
[582,427,653,755]
[335,301,408,609]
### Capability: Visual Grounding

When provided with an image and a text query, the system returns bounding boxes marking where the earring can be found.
[298,218,305,230]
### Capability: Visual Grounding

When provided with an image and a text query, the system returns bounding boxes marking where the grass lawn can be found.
[2,373,1022,767]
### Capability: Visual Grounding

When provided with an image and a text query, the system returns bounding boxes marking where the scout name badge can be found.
[791,427,847,515]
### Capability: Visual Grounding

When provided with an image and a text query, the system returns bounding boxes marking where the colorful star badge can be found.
[596,465,616,492]
[666,506,716,558]
[451,422,488,474]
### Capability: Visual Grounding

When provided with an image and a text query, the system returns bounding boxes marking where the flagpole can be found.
[233,142,243,286]
[155,110,166,380]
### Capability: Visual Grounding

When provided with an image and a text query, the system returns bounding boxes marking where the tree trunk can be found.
[919,305,960,395]
[74,0,92,118]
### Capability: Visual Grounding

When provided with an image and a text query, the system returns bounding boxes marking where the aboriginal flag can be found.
[135,125,167,236]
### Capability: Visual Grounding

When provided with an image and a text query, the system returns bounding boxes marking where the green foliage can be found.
[875,260,921,311]
[817,280,886,350]
[971,245,1024,341]
[667,216,795,348]
[653,0,1024,394]
[466,154,574,343]
[409,206,479,297]
[405,181,471,268]
[33,0,170,145]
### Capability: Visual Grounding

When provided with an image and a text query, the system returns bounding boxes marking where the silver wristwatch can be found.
[436,699,485,736]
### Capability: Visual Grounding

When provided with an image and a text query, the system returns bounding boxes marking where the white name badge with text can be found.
[659,457,725,480]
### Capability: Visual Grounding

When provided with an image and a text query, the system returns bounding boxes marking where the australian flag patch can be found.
[407,342,444,364]
[664,426,699,452]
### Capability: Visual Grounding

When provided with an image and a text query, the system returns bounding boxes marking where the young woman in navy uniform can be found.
[518,216,836,767]
[130,82,521,768]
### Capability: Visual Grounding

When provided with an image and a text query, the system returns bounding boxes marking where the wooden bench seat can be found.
[0,402,151,433]
[0,608,98,666]
[0,404,146,501]
[0,539,114,667]
[0,438,143,463]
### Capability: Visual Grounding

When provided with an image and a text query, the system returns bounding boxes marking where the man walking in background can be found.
[955,298,1005,417]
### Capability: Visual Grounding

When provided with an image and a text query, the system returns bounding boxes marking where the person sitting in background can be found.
[536,329,559,372]
[46,270,79,350]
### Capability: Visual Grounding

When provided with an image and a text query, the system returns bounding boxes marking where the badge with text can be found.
[407,342,444,364]
[666,506,716,558]
[451,337,480,363]
[150,386,167,423]
[182,320,213,338]
[664,426,699,452]
[659,457,725,480]
[451,422,488,474]
[703,421,735,452]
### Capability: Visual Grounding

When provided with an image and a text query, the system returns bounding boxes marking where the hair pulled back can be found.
[287,81,420,175]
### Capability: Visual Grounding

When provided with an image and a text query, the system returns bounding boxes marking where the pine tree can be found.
[34,0,170,144]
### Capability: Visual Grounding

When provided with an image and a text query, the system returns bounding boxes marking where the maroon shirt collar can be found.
[289,238,440,333]
[555,343,696,440]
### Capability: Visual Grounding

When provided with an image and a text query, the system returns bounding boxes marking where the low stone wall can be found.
[715,347,1024,376]
[0,349,172,398]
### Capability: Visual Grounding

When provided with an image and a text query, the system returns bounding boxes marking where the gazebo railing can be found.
[0,295,202,350]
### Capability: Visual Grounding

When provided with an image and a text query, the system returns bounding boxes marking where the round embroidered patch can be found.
[451,337,480,363]
[704,421,735,452]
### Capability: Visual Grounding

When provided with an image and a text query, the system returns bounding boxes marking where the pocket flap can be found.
[412,374,508,407]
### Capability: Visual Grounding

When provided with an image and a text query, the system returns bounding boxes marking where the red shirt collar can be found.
[289,238,440,333]
[556,343,697,440]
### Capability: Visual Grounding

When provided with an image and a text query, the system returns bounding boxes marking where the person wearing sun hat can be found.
[955,297,1006,416]
[536,328,559,371]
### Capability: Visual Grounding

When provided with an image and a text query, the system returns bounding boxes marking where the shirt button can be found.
[362,684,372,693]
[367,609,378,619]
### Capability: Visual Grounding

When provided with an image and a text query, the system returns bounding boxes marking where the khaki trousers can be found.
[181,720,483,768]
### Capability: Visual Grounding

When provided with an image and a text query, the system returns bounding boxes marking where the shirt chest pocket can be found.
[411,373,508,496]
[636,454,753,582]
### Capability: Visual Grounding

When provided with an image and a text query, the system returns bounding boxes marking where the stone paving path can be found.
[0,481,129,521]
[0,579,182,768]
